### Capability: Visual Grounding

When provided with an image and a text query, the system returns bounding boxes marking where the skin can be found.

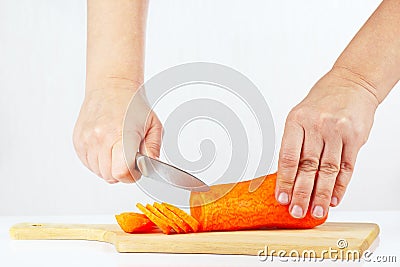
[73,0,162,184]
[75,1,400,219]
[276,0,400,219]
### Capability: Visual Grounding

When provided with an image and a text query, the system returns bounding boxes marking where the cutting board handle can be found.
[9,223,116,242]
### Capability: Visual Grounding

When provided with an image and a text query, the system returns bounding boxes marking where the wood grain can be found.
[9,222,379,259]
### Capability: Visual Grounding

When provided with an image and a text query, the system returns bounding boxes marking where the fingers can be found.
[278,120,359,219]
[74,119,160,185]
[98,147,118,184]
[86,150,101,178]
[289,129,323,219]
[73,88,164,185]
[111,141,138,183]
[72,129,89,169]
[113,113,163,182]
[276,121,304,205]
[85,135,143,184]
[140,115,163,159]
[331,141,357,207]
[311,137,342,218]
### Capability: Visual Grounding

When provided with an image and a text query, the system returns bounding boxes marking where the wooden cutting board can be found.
[10,222,379,259]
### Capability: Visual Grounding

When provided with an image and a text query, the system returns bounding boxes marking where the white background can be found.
[1,0,398,216]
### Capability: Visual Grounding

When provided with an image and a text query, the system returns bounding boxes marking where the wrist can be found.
[328,66,381,105]
[85,75,143,97]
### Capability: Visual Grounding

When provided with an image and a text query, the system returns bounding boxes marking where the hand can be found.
[276,68,379,219]
[73,80,163,184]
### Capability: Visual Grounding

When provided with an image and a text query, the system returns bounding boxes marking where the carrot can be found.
[162,202,200,232]
[146,204,183,233]
[136,203,172,234]
[153,202,192,233]
[190,172,328,231]
[115,212,155,233]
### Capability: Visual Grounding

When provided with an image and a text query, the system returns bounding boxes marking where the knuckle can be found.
[105,179,118,184]
[334,182,348,194]
[72,129,80,145]
[93,126,104,136]
[277,177,295,190]
[288,108,306,122]
[112,167,130,179]
[146,142,161,154]
[342,121,369,145]
[336,116,352,130]
[355,130,369,145]
[73,132,86,152]
[112,167,135,183]
[279,152,299,168]
[93,126,107,142]
[315,189,332,201]
[81,130,94,143]
[319,112,333,126]
[81,125,120,143]
[89,127,122,146]
[73,140,85,154]
[340,161,354,173]
[154,120,164,131]
[293,189,311,200]
[287,109,298,121]
[319,162,340,175]
[100,171,113,181]
[351,127,364,142]
[298,158,319,173]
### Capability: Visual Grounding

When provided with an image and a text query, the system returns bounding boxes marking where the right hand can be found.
[276,68,378,219]
[73,81,163,184]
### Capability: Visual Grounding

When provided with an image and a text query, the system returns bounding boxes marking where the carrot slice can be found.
[115,212,155,233]
[162,202,200,232]
[136,203,172,234]
[146,204,183,233]
[153,202,191,233]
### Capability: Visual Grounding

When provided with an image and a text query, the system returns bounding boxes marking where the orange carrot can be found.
[115,212,155,233]
[153,202,192,233]
[117,173,327,235]
[136,203,172,234]
[162,202,200,232]
[190,172,328,231]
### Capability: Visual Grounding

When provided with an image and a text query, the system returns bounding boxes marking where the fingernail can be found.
[331,197,338,206]
[312,205,324,218]
[291,205,303,218]
[278,192,289,204]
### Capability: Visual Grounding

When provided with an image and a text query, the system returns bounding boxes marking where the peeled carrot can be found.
[116,173,327,235]
[115,212,155,233]
[190,172,328,231]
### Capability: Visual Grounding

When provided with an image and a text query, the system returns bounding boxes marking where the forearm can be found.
[332,0,400,103]
[86,0,148,91]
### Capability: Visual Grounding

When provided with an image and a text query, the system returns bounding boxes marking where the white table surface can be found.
[1,211,399,267]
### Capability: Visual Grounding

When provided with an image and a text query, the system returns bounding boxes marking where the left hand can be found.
[276,68,379,219]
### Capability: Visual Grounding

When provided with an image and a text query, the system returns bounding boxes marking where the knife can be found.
[135,153,210,192]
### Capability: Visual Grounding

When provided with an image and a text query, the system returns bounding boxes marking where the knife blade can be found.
[135,153,210,192]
